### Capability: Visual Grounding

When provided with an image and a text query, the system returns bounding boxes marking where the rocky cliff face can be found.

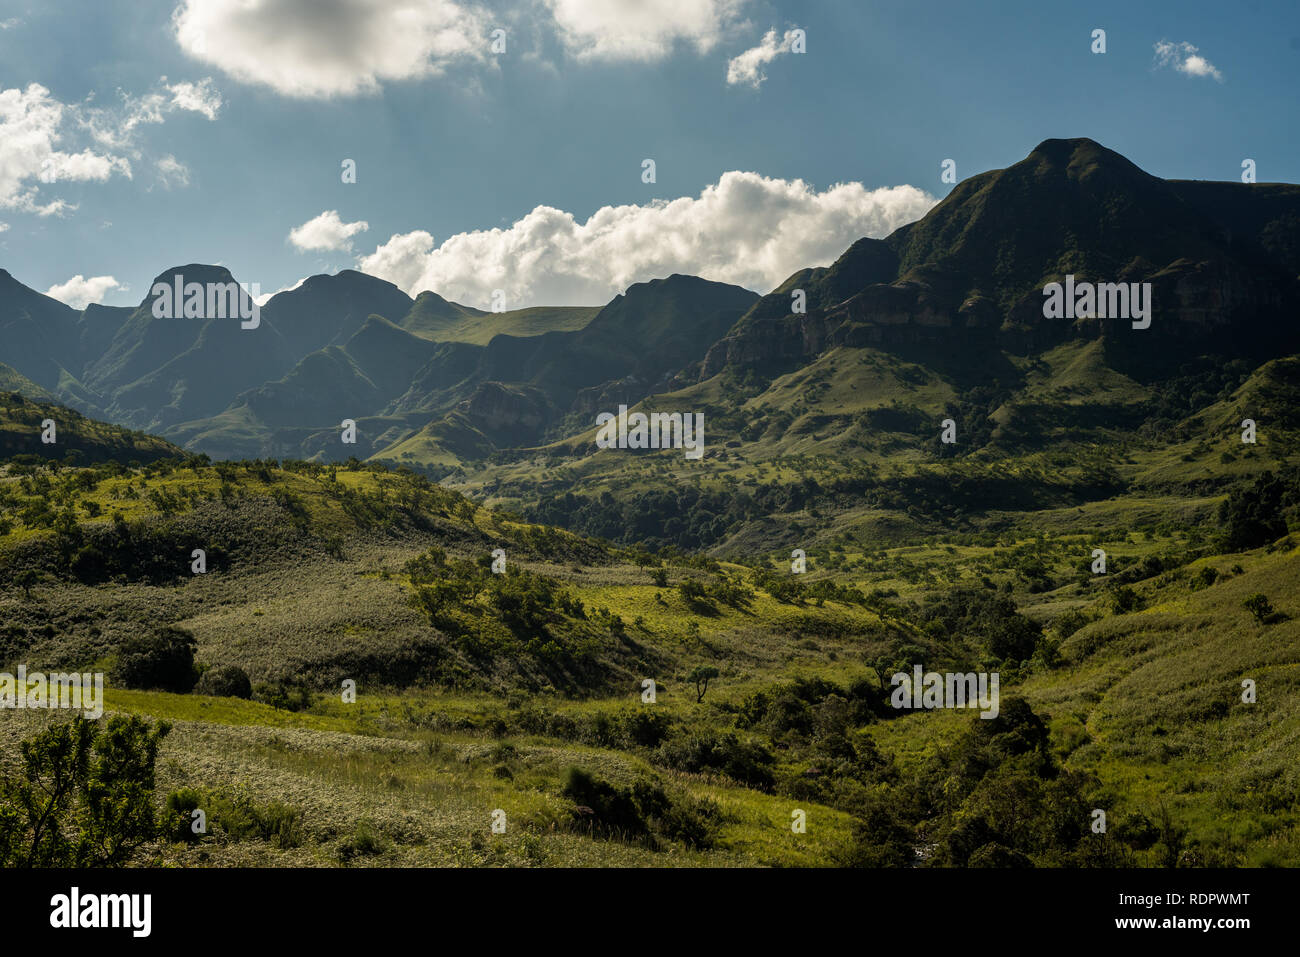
[701,312,837,377]
[456,381,552,445]
[570,375,650,417]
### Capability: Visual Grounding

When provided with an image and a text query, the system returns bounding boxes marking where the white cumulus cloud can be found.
[0,84,128,216]
[357,171,936,307]
[289,210,371,252]
[0,78,219,216]
[726,27,798,87]
[545,0,749,61]
[46,274,124,309]
[1153,39,1224,81]
[174,0,488,98]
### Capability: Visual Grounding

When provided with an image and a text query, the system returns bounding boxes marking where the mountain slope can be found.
[704,139,1300,383]
[0,269,83,393]
[0,362,57,403]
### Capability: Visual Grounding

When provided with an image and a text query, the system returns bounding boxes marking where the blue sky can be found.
[1,0,1297,310]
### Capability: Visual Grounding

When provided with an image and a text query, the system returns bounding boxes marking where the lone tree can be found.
[688,665,720,703]
[1243,593,1276,624]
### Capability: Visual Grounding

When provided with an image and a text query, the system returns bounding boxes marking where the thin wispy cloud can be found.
[85,77,224,150]
[165,79,223,120]
[155,155,191,190]
[727,28,799,87]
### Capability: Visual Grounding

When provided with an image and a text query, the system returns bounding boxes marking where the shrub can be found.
[561,768,721,849]
[254,680,313,712]
[654,730,775,789]
[753,691,814,738]
[678,578,709,606]
[185,787,304,848]
[165,787,206,842]
[630,780,722,849]
[754,570,806,604]
[617,709,674,748]
[1115,811,1160,851]
[336,820,388,862]
[563,768,648,840]
[1218,471,1292,551]
[1109,586,1142,615]
[837,796,916,868]
[0,715,171,866]
[919,589,1041,661]
[195,664,253,699]
[112,626,198,692]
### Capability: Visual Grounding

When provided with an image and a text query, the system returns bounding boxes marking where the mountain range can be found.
[4,137,1299,541]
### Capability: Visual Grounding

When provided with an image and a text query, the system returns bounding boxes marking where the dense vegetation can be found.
[0,426,1293,866]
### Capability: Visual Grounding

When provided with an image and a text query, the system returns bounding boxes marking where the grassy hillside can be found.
[401,297,601,346]
[0,364,56,403]
[0,454,883,865]
[0,434,1295,867]
[0,392,181,464]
